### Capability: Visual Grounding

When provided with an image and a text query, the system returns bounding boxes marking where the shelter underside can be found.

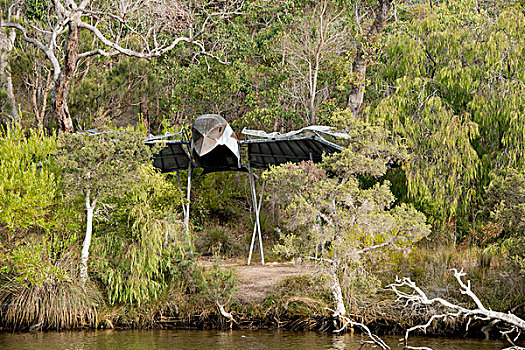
[240,136,342,169]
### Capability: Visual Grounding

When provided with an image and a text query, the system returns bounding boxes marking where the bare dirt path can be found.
[199,259,318,303]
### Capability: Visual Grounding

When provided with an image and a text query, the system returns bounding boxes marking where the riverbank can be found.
[92,250,524,342]
[1,246,524,344]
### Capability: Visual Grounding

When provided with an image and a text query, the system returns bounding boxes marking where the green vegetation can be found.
[1,0,525,341]
[0,127,57,232]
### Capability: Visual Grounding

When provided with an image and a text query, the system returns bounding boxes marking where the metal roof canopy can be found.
[149,125,347,172]
[241,136,342,169]
[146,130,192,173]
[240,125,347,170]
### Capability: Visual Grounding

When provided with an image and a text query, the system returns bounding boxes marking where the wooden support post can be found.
[248,168,265,265]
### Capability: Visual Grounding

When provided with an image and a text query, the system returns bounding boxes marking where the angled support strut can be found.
[184,162,193,253]
[248,167,265,265]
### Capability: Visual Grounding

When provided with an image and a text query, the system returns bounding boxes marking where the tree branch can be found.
[216,300,237,327]
[78,49,119,58]
[326,308,390,349]
[307,256,334,264]
[0,22,62,80]
[77,20,229,64]
[388,269,525,349]
[80,9,151,48]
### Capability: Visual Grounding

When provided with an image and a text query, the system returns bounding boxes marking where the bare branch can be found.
[388,269,525,349]
[307,256,334,264]
[193,0,247,39]
[356,241,391,254]
[77,20,229,64]
[190,40,230,65]
[52,0,67,18]
[81,9,151,48]
[326,307,390,350]
[355,0,363,34]
[78,49,119,58]
[0,22,61,80]
[216,300,237,327]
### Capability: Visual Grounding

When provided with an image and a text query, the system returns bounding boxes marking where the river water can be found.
[0,329,509,349]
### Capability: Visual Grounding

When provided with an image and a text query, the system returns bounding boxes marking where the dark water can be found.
[0,329,508,350]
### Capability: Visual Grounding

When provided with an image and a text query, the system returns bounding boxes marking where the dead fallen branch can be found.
[388,268,525,349]
[216,301,237,328]
[326,307,390,349]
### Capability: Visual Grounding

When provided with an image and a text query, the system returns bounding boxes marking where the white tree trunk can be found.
[330,264,346,317]
[80,191,96,285]
[5,64,18,122]
[0,27,19,124]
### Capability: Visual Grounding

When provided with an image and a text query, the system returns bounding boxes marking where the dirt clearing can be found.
[199,259,318,303]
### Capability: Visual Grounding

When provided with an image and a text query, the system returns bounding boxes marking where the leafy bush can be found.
[0,126,57,232]
[0,240,70,286]
[92,166,191,307]
[198,258,237,306]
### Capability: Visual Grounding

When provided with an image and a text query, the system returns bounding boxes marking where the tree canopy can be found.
[2,0,525,337]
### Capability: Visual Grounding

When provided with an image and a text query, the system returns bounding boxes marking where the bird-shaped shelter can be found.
[147,114,348,264]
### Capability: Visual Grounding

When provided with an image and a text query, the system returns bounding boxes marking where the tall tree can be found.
[0,19,19,125]
[266,112,428,323]
[1,0,235,132]
[9,43,54,130]
[54,127,154,283]
[346,0,392,117]
[372,2,525,233]
[280,0,350,124]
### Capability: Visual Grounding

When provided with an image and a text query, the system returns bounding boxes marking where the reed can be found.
[0,278,99,330]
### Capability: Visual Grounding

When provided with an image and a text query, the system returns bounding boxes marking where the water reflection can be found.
[330,334,347,350]
[0,329,509,350]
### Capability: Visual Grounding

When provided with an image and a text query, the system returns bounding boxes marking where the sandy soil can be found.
[199,259,317,303]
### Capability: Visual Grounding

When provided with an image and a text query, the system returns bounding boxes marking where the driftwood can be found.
[216,301,237,329]
[388,269,525,350]
[326,307,390,349]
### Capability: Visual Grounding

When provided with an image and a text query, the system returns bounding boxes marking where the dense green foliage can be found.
[372,2,525,235]
[54,127,154,203]
[0,127,57,231]
[1,0,525,334]
[0,129,94,329]
[92,166,190,306]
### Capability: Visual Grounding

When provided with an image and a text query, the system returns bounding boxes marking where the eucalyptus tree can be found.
[1,0,238,132]
[279,0,351,124]
[7,41,55,130]
[345,0,393,118]
[0,24,19,125]
[277,0,396,123]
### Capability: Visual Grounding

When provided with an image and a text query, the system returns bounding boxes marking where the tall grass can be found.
[0,279,98,330]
